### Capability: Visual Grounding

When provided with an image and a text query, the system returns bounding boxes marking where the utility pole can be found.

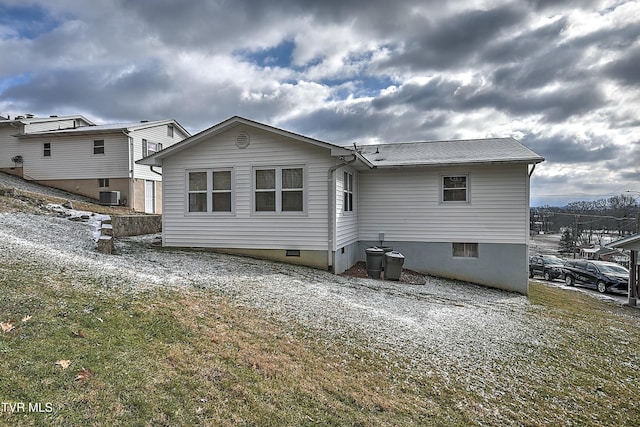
[573,215,578,259]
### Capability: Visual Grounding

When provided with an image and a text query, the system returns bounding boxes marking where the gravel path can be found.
[0,210,552,372]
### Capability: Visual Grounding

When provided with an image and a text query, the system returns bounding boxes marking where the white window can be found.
[142,139,162,157]
[452,243,478,258]
[187,169,232,213]
[211,171,232,212]
[167,125,174,138]
[442,175,468,202]
[254,167,304,213]
[343,171,353,212]
[43,142,51,157]
[93,140,105,155]
[98,178,110,188]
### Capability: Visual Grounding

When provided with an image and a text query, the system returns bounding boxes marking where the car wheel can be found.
[565,275,574,286]
[597,281,607,294]
[544,271,551,281]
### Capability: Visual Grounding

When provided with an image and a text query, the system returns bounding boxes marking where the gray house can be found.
[139,116,544,294]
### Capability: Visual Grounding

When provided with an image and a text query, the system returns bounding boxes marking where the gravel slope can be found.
[0,210,551,372]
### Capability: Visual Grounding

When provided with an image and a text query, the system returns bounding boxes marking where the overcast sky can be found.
[1,0,639,206]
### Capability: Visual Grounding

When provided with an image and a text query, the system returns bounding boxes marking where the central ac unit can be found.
[99,191,120,206]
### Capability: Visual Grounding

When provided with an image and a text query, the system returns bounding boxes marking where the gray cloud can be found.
[1,0,639,206]
[604,45,640,86]
[522,133,621,164]
[377,4,528,72]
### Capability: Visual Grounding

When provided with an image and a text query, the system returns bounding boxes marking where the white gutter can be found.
[327,155,357,271]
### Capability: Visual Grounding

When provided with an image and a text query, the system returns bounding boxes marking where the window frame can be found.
[98,178,110,188]
[93,139,105,155]
[452,242,479,258]
[343,171,354,213]
[441,174,470,203]
[43,142,51,158]
[142,139,162,157]
[185,168,234,215]
[252,165,306,215]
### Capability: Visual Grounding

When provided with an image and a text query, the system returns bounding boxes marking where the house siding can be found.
[335,166,359,249]
[0,126,23,169]
[20,134,130,180]
[161,125,335,252]
[356,164,530,293]
[131,124,187,181]
[24,119,82,133]
[358,165,529,244]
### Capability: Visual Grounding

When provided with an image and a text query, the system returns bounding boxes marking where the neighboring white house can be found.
[0,114,189,213]
[1,114,95,171]
[138,116,544,293]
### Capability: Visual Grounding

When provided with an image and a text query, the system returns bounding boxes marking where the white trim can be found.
[185,168,235,215]
[251,165,307,215]
[42,142,51,158]
[441,174,470,204]
[92,139,105,156]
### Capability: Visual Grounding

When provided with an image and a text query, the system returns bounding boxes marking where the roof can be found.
[0,115,95,126]
[608,234,640,251]
[137,116,544,169]
[137,116,355,167]
[357,138,544,168]
[18,119,190,138]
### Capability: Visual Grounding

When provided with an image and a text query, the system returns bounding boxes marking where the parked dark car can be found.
[562,260,629,293]
[529,254,564,281]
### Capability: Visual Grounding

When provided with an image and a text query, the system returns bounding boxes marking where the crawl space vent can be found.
[236,132,250,149]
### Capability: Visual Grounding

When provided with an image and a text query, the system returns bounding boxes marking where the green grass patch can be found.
[1,259,640,426]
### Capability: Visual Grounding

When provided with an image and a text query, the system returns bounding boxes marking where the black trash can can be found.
[384,251,405,281]
[365,247,384,279]
[379,246,393,270]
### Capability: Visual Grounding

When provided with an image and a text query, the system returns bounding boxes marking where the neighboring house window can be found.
[167,125,174,138]
[343,171,353,212]
[254,167,304,213]
[93,140,105,155]
[442,175,468,202]
[452,243,478,258]
[142,139,162,157]
[187,169,233,213]
[43,142,51,157]
[98,178,110,188]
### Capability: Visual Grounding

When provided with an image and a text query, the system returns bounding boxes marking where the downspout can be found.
[149,166,162,176]
[125,131,134,210]
[327,154,357,272]
[528,163,536,178]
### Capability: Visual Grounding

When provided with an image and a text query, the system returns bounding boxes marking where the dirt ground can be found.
[341,261,427,285]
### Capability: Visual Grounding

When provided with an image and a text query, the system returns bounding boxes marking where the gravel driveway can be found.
[0,210,551,372]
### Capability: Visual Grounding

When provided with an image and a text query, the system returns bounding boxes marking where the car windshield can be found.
[598,264,628,274]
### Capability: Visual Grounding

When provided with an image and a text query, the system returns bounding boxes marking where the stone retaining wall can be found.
[111,215,162,237]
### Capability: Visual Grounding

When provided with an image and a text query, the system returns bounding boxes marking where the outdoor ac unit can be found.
[99,191,120,206]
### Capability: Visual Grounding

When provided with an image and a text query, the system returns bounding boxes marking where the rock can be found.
[96,236,113,254]
[0,187,17,197]
[62,200,74,209]
[100,224,113,236]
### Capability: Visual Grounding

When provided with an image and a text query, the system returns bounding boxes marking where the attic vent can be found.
[235,132,250,149]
